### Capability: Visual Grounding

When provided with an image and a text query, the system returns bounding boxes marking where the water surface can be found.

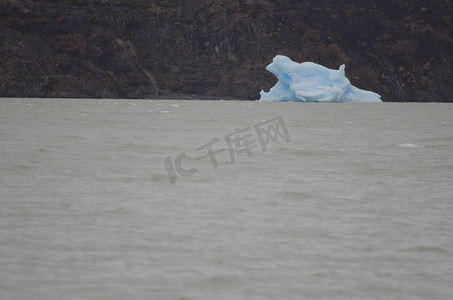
[1,98,452,299]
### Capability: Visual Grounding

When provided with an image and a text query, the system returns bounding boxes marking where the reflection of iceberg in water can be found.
[259,55,382,102]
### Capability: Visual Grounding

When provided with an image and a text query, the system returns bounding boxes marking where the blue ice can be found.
[259,55,381,102]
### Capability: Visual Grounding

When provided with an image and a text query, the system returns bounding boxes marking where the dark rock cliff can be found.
[1,0,453,101]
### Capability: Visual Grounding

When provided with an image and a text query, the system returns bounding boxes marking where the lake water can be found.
[1,98,453,299]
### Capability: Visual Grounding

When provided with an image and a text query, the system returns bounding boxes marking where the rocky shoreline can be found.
[1,0,452,102]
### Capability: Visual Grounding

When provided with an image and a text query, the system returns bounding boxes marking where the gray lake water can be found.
[1,98,453,300]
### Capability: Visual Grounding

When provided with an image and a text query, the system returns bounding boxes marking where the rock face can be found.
[1,0,453,101]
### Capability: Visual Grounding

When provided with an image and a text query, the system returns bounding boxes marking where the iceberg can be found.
[259,55,381,102]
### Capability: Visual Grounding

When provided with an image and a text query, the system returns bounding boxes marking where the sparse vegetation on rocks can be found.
[1,0,452,101]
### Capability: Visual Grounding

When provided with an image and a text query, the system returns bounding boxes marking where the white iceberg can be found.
[259,55,381,102]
